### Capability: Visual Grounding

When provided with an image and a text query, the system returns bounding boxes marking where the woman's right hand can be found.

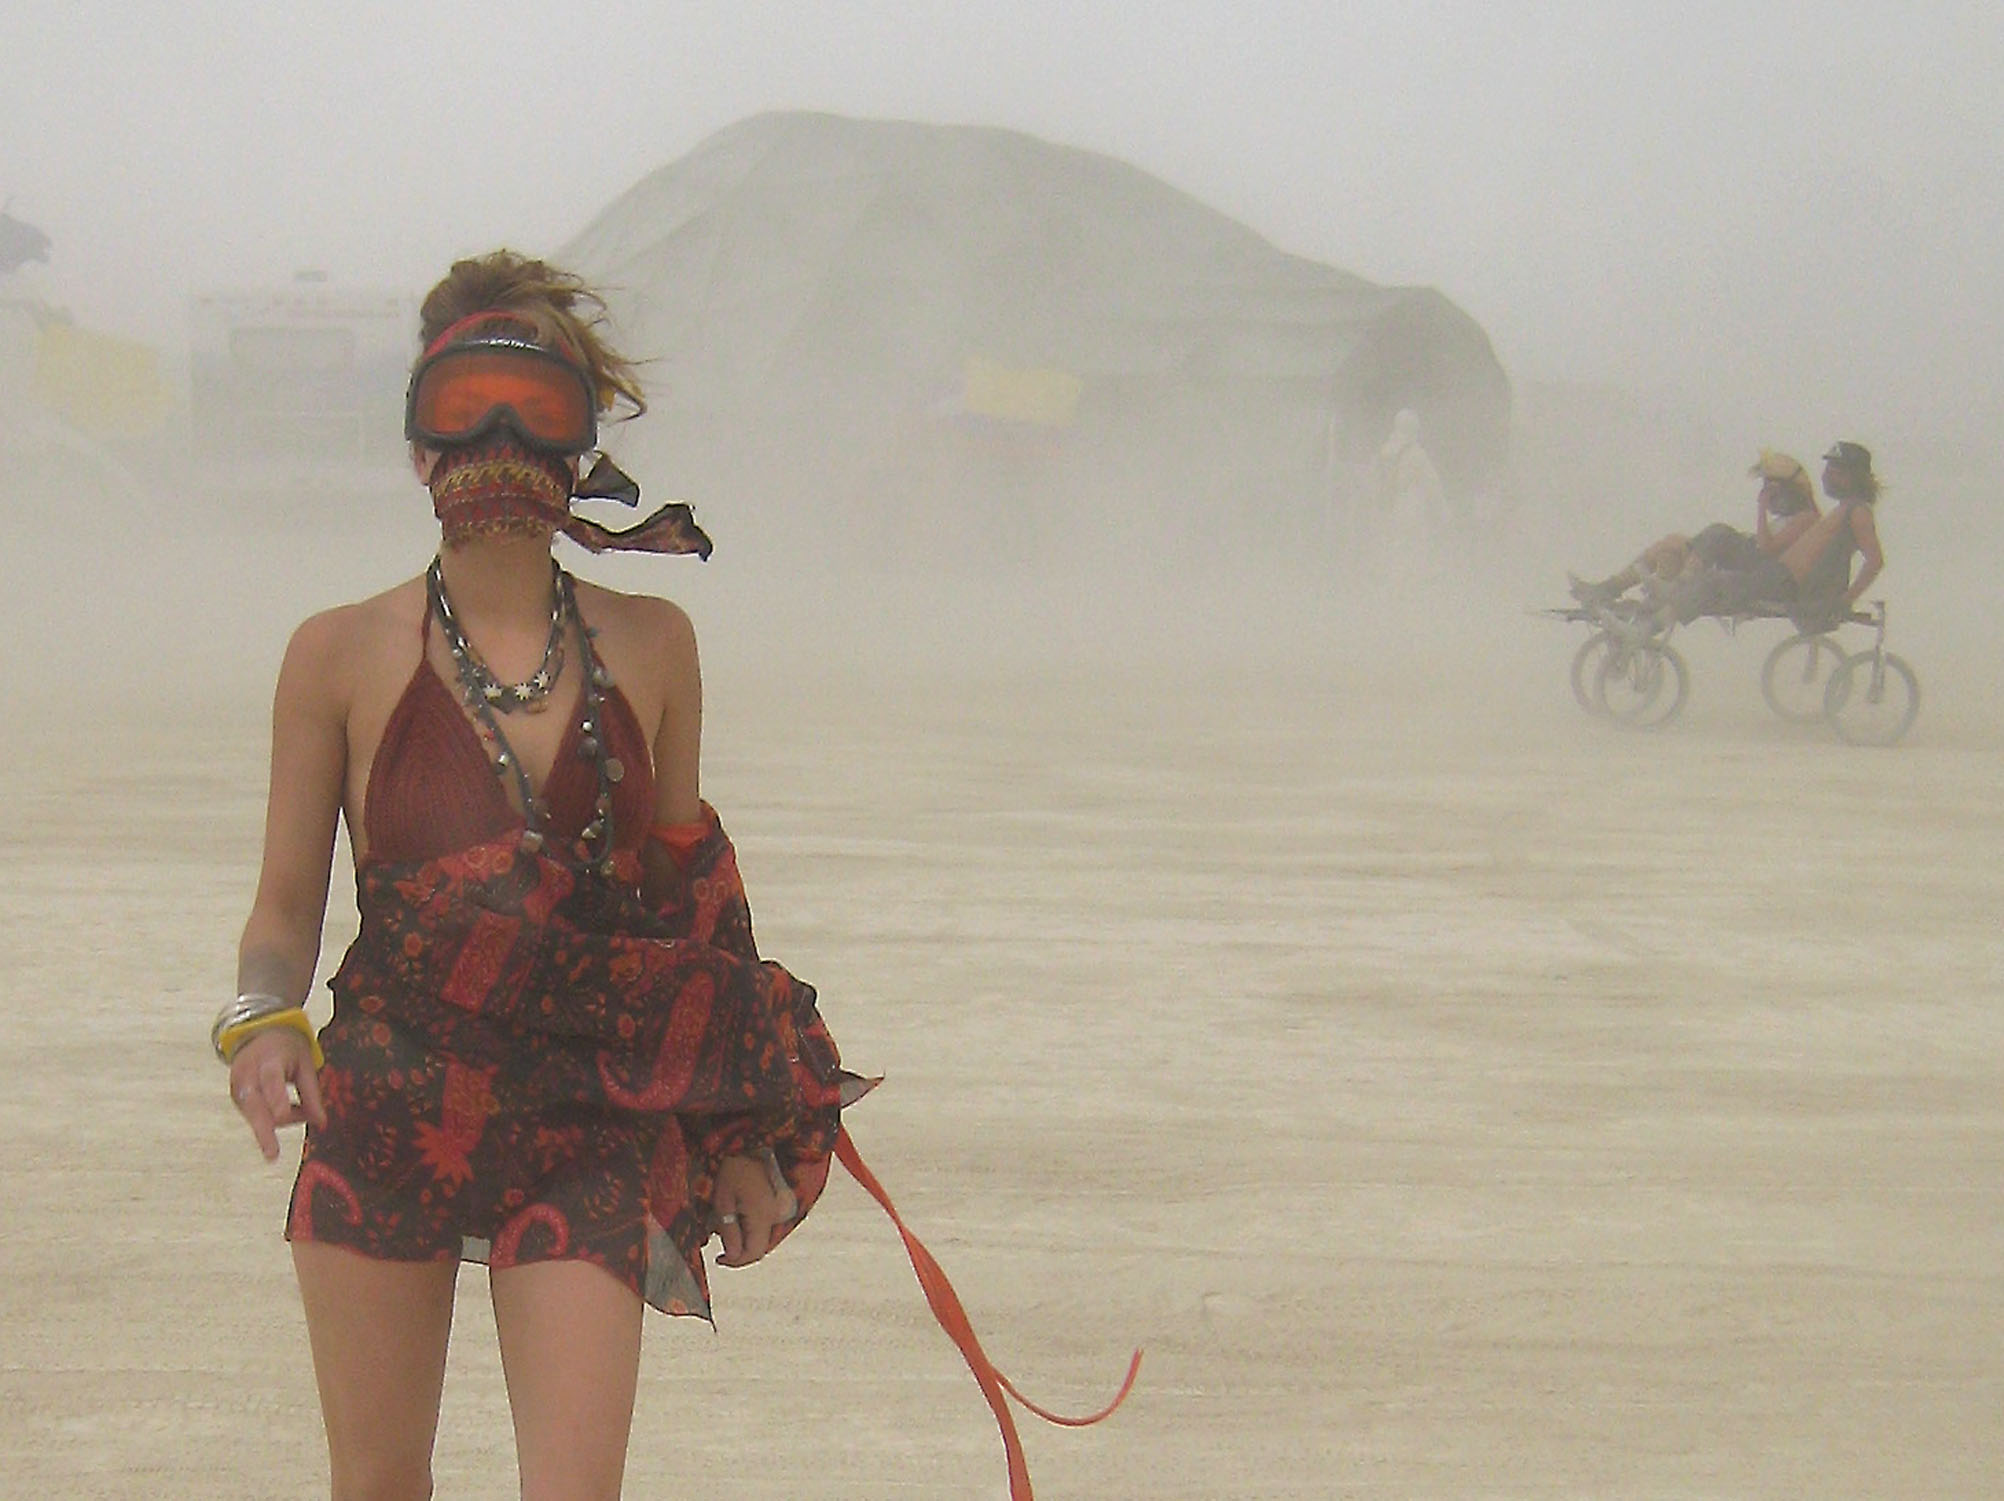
[229,1027,327,1162]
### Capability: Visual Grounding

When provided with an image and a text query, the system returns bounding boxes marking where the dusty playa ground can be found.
[2,612,2000,1497]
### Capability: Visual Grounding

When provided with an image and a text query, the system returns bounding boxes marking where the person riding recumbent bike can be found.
[1547,443,1919,745]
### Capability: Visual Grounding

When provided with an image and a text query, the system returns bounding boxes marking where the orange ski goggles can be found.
[405,322,598,456]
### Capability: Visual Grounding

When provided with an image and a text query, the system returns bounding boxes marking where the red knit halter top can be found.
[362,624,655,866]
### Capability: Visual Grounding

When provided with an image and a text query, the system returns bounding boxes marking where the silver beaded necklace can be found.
[425,555,567,713]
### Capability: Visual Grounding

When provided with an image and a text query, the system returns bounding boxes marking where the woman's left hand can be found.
[712,1151,795,1267]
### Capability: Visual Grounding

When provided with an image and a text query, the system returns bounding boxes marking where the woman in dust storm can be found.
[215,250,870,1498]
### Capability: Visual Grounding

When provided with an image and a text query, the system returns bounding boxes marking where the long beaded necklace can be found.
[426,558,627,876]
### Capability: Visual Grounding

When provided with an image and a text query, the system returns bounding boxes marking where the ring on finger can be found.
[717,1212,740,1226]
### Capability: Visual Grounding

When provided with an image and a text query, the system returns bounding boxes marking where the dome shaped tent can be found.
[560,112,1509,566]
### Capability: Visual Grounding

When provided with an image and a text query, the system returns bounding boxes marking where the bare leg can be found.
[490,1260,644,1501]
[293,1243,459,1501]
[1635,544,1706,610]
[1653,560,1728,629]
[1573,534,1690,604]
[1569,566,1636,604]
[1637,534,1691,580]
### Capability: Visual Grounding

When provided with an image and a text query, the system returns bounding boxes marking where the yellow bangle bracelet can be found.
[216,1008,325,1069]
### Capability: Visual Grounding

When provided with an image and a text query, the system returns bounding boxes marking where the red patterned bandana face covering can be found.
[429,437,576,545]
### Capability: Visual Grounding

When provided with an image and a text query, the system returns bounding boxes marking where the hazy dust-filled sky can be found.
[4,0,2000,454]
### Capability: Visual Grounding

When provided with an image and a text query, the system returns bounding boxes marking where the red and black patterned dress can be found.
[288,646,869,1319]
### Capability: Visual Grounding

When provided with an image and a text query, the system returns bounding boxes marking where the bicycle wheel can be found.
[1823,650,1920,746]
[1594,639,1689,728]
[1570,631,1618,714]
[1760,633,1848,723]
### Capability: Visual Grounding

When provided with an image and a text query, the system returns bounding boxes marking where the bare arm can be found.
[238,612,349,998]
[229,611,349,1158]
[1845,506,1885,602]
[638,598,704,906]
[627,600,791,1264]
[1758,501,1820,556]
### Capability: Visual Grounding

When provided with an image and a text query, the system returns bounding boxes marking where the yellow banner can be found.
[962,354,1081,427]
[34,320,169,438]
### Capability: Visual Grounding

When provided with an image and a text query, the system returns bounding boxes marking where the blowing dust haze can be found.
[4,3,2000,697]
[2,4,2001,1498]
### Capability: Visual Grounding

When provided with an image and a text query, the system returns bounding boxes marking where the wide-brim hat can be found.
[1749,449,1809,484]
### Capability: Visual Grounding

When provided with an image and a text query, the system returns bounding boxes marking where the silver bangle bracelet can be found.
[211,992,301,1061]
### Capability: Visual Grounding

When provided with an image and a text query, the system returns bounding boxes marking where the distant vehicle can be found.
[189,274,412,468]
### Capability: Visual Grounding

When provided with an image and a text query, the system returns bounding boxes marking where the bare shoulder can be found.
[573,577,694,634]
[570,580,699,752]
[278,577,427,705]
[573,579,698,669]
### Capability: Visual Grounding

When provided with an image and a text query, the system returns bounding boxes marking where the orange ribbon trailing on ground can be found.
[834,1130,1143,1500]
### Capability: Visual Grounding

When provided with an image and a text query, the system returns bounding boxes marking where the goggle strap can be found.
[424,311,540,358]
